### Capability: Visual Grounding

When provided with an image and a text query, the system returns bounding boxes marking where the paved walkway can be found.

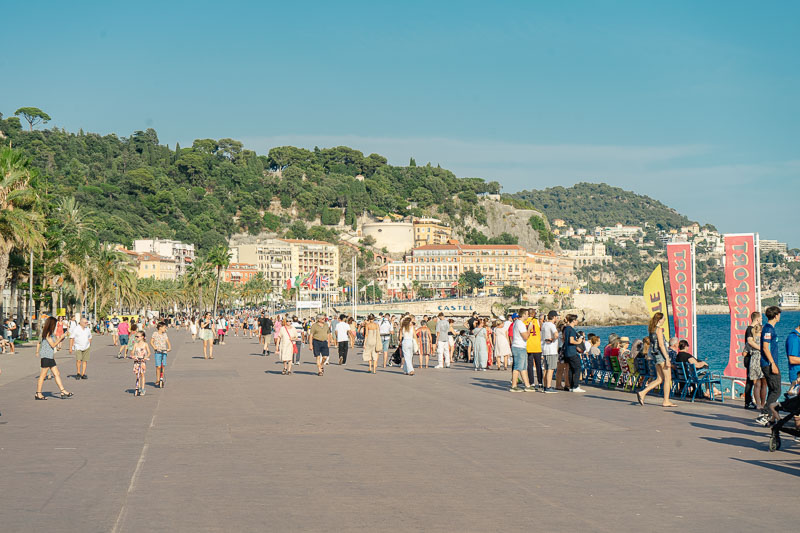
[0,330,796,532]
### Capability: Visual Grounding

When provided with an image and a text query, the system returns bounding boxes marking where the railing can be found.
[719,375,793,400]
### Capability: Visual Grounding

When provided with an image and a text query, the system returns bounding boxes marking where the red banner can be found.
[667,242,696,353]
[723,234,759,378]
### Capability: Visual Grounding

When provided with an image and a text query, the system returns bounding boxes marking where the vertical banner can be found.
[667,242,697,353]
[723,234,760,378]
[643,264,670,329]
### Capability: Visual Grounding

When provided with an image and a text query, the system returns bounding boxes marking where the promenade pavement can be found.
[0,330,796,532]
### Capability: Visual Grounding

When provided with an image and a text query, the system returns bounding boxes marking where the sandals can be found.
[34,392,46,400]
[60,390,74,399]
[282,369,287,375]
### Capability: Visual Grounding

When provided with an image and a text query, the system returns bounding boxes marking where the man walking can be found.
[309,314,331,376]
[70,316,93,379]
[335,314,352,365]
[525,309,542,390]
[541,310,559,393]
[379,313,393,367]
[258,312,273,355]
[434,311,453,368]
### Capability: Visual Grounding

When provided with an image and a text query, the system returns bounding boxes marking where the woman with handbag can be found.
[35,316,74,400]
[278,317,298,375]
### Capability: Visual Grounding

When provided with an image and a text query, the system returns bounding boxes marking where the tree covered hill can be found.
[510,182,693,231]
[0,114,499,250]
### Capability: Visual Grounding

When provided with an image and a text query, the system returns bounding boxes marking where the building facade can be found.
[223,263,258,285]
[136,253,177,280]
[523,251,576,294]
[231,238,339,293]
[387,243,526,298]
[133,239,195,276]
[412,217,452,248]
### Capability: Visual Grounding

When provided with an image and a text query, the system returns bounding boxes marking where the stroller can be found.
[768,393,800,452]
[452,331,472,363]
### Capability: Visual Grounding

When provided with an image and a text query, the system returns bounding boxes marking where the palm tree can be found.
[185,258,213,312]
[0,147,45,310]
[206,245,230,319]
[55,197,94,313]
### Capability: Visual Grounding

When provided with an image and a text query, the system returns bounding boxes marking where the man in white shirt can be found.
[510,310,534,392]
[70,316,93,379]
[379,314,393,367]
[541,310,560,393]
[335,314,352,365]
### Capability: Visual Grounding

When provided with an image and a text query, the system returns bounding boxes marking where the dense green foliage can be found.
[528,215,555,248]
[464,229,519,245]
[0,115,499,251]
[512,182,692,231]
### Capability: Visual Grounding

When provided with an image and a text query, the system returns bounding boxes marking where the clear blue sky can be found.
[3,1,798,246]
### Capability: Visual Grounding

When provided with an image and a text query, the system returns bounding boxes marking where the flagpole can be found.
[690,242,697,354]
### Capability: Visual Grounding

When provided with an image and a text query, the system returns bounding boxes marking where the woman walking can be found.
[362,314,381,373]
[278,317,298,375]
[399,316,416,376]
[473,318,488,371]
[35,317,74,400]
[416,319,433,369]
[636,312,677,407]
[189,316,198,341]
[199,312,214,359]
[747,322,766,410]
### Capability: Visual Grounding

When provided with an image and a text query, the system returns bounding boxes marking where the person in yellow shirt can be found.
[525,309,543,390]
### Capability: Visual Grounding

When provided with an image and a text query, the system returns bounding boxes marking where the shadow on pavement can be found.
[691,421,765,437]
[731,457,800,476]
[469,378,511,391]
[700,435,764,450]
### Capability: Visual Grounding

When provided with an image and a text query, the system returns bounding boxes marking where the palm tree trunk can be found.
[212,267,221,319]
[0,252,10,314]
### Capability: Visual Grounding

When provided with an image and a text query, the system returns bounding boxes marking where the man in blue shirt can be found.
[757,306,782,425]
[786,319,800,384]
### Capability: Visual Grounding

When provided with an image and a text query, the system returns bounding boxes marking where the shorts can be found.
[119,335,129,345]
[381,335,390,351]
[154,351,167,366]
[312,339,329,358]
[651,351,666,365]
[74,348,91,361]
[511,346,527,372]
[199,329,213,341]
[133,359,147,375]
[40,357,56,368]
[544,354,558,370]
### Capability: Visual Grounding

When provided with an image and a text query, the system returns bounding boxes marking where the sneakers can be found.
[509,387,523,393]
[571,387,586,393]
[755,413,771,426]
[81,374,88,379]
[434,365,444,369]
[524,386,536,392]
[544,387,558,394]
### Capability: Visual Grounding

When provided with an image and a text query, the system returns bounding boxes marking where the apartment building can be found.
[386,243,526,297]
[412,217,452,247]
[133,239,195,276]
[231,238,339,292]
[136,253,177,281]
[223,263,258,285]
[524,251,576,294]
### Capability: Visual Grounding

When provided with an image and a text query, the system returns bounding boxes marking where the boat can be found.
[779,292,799,308]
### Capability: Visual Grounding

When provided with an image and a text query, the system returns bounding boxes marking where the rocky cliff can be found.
[460,199,550,252]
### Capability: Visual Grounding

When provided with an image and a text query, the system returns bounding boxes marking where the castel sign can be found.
[437,305,475,312]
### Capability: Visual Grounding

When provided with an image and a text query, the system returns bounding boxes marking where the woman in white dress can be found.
[400,316,415,376]
[189,316,198,341]
[278,317,298,375]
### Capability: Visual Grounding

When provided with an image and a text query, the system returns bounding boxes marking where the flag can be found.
[666,242,696,353]
[320,275,330,288]
[643,264,669,330]
[285,277,296,290]
[723,234,760,379]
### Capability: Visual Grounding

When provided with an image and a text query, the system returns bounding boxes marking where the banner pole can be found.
[691,242,697,354]
[755,233,762,313]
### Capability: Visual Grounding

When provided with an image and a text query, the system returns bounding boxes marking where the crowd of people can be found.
[5,304,799,430]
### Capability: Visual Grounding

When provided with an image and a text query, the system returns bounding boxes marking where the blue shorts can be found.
[381,336,390,351]
[119,335,129,345]
[154,351,167,367]
[312,339,329,358]
[511,346,527,371]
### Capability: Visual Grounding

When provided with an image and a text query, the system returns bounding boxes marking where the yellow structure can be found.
[412,217,452,247]
[136,252,177,280]
[524,251,576,295]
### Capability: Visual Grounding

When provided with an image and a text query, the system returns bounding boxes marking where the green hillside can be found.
[510,182,693,231]
[0,113,498,250]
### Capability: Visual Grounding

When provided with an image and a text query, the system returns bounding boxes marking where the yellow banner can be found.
[643,264,668,319]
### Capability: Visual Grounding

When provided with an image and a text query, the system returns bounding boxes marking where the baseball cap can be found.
[547,310,559,319]
[510,313,519,319]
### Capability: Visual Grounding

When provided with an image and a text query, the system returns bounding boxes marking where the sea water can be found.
[587,310,800,379]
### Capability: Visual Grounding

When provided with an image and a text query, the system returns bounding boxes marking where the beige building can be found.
[524,251,576,294]
[133,239,195,276]
[136,252,177,280]
[387,243,526,298]
[232,238,339,293]
[413,217,452,247]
